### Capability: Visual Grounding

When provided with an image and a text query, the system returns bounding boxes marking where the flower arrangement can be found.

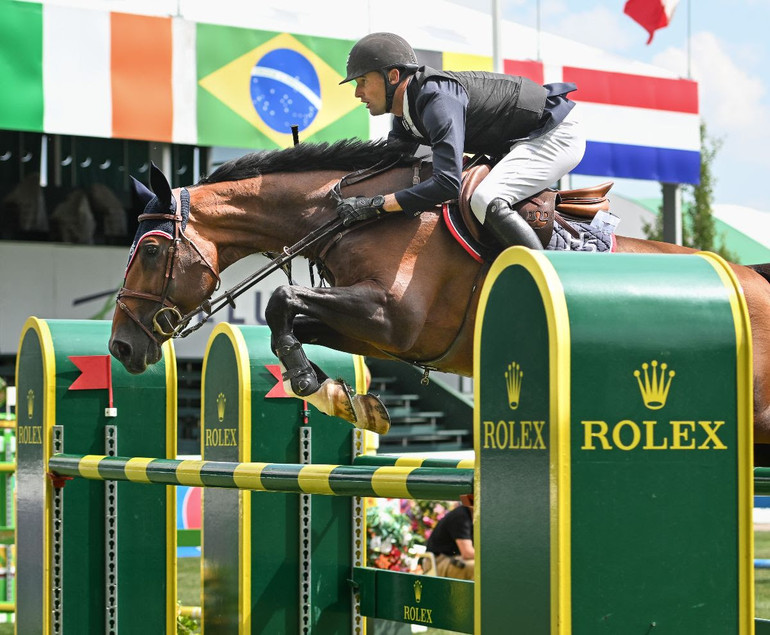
[365,498,455,572]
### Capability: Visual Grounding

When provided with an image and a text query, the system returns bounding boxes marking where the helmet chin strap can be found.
[382,68,410,113]
[382,69,398,112]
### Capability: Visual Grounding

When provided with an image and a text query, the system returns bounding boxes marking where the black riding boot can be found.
[483,198,543,250]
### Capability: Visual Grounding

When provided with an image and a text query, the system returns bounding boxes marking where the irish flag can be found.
[0,2,195,143]
[0,2,365,148]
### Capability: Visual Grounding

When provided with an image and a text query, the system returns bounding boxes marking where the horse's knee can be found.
[265,285,294,324]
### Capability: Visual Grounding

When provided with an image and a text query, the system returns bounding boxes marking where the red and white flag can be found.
[624,0,680,44]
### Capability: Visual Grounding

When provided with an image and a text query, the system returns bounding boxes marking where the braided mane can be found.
[198,138,416,184]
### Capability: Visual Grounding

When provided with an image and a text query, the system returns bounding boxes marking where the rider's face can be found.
[354,71,388,116]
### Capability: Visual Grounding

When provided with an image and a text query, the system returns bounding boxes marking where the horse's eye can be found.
[144,243,159,256]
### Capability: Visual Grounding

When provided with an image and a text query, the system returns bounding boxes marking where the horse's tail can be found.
[749,263,770,285]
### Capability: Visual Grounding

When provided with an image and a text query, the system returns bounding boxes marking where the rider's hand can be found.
[336,195,386,227]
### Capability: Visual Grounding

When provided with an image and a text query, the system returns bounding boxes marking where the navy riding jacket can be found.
[388,66,576,215]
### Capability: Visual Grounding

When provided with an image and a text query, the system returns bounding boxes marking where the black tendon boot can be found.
[483,198,543,250]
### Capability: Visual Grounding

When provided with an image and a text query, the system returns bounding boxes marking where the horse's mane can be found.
[198,138,417,184]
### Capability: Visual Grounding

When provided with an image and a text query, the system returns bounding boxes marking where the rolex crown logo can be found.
[413,579,422,603]
[27,389,35,419]
[216,392,226,422]
[634,360,675,410]
[506,361,523,410]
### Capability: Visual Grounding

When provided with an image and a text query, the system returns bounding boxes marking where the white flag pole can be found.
[492,0,503,73]
[687,0,691,79]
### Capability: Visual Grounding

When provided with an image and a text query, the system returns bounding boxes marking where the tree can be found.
[642,122,737,261]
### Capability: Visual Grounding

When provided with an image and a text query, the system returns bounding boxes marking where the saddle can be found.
[458,163,614,249]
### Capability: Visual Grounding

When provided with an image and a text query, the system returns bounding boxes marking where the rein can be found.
[173,216,344,338]
[118,156,422,344]
[179,157,418,337]
[117,186,346,341]
[329,155,416,204]
[325,154,474,382]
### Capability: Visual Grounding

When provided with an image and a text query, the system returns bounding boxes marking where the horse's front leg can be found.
[271,330,320,396]
[265,284,394,434]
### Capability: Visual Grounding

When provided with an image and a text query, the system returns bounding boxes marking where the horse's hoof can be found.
[351,393,391,435]
[287,377,390,434]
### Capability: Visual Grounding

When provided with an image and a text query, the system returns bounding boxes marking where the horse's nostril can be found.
[110,339,132,361]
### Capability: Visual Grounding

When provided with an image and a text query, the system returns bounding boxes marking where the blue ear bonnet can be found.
[125,190,190,273]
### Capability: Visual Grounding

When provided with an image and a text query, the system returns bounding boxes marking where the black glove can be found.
[336,195,386,227]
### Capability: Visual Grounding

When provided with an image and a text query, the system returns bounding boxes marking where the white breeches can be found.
[470,109,586,223]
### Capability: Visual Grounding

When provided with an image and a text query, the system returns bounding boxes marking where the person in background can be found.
[425,494,474,580]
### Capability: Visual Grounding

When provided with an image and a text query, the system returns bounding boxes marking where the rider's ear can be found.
[149,162,173,210]
[388,68,400,85]
[129,175,154,214]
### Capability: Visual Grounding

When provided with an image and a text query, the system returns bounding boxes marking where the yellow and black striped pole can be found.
[353,454,474,470]
[49,454,473,501]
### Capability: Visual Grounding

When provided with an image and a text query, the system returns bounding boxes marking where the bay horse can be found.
[109,139,770,444]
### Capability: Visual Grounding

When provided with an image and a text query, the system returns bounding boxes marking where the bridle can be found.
[116,186,347,343]
[115,188,220,345]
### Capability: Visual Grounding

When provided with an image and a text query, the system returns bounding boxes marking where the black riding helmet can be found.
[340,32,419,112]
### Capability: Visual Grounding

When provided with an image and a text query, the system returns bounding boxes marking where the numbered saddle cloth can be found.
[547,211,618,253]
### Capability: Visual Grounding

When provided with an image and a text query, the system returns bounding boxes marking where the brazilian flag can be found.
[197,25,368,149]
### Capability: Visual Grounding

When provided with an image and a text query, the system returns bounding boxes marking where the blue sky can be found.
[448,0,770,210]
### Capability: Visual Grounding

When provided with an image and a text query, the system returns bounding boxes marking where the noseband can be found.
[116,188,220,345]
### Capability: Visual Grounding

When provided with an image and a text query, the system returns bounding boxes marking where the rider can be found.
[336,32,586,250]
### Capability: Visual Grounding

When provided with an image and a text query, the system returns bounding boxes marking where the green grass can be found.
[177,557,202,634]
[756,531,770,618]
[178,556,202,607]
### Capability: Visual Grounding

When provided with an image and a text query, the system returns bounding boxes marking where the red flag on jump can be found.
[265,364,310,424]
[69,355,114,408]
[264,364,291,399]
[624,0,680,44]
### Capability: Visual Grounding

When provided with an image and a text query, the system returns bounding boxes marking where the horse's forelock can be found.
[198,138,415,185]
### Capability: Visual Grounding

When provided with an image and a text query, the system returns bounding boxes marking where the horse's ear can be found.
[129,175,154,215]
[149,162,173,210]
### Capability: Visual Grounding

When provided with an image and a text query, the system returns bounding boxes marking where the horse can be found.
[108,138,770,445]
[87,182,128,242]
[50,188,96,244]
[1,172,48,237]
